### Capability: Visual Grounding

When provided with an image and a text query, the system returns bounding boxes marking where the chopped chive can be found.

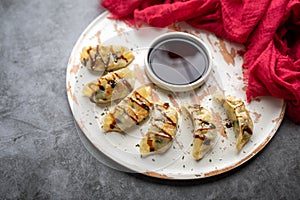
[135,144,140,147]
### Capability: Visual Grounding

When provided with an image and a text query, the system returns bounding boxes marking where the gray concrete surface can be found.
[0,0,299,199]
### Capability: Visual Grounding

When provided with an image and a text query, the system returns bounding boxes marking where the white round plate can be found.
[66,12,285,179]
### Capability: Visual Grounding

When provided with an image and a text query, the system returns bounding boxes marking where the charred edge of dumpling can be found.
[146,132,172,152]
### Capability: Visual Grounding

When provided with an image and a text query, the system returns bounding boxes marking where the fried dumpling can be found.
[183,104,217,161]
[82,68,135,104]
[80,45,135,73]
[219,96,253,151]
[140,102,178,156]
[102,85,153,133]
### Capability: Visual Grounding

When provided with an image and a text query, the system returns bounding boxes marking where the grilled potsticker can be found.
[102,85,153,133]
[80,45,135,73]
[183,104,217,161]
[82,68,135,104]
[140,102,178,156]
[219,96,253,151]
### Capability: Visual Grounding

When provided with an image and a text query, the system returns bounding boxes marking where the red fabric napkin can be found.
[101,0,300,123]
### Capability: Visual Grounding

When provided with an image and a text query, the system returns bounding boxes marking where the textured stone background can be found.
[0,0,299,199]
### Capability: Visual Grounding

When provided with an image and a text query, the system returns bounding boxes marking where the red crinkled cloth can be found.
[102,0,300,123]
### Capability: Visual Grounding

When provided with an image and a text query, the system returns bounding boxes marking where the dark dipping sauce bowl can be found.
[145,32,212,92]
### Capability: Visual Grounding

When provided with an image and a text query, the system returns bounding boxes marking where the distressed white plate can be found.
[66,12,285,179]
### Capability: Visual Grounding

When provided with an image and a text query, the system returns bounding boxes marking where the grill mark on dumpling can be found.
[152,124,173,138]
[242,125,253,135]
[153,117,176,136]
[227,99,253,134]
[113,72,133,91]
[154,132,171,139]
[108,113,117,130]
[153,118,175,127]
[88,50,96,70]
[82,45,134,73]
[128,96,152,117]
[194,118,216,132]
[163,103,169,109]
[134,91,152,106]
[146,132,171,152]
[108,87,153,131]
[131,91,152,111]
[87,70,134,103]
[83,58,87,66]
[194,134,206,140]
[111,53,128,64]
[150,103,178,139]
[94,45,110,69]
[118,55,128,63]
[155,104,177,127]
[115,105,138,123]
[187,105,216,133]
[146,139,155,152]
[110,46,129,64]
[232,102,244,111]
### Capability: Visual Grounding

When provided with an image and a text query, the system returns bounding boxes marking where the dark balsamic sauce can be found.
[148,38,208,85]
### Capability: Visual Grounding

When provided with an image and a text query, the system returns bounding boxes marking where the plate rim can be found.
[66,11,286,180]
